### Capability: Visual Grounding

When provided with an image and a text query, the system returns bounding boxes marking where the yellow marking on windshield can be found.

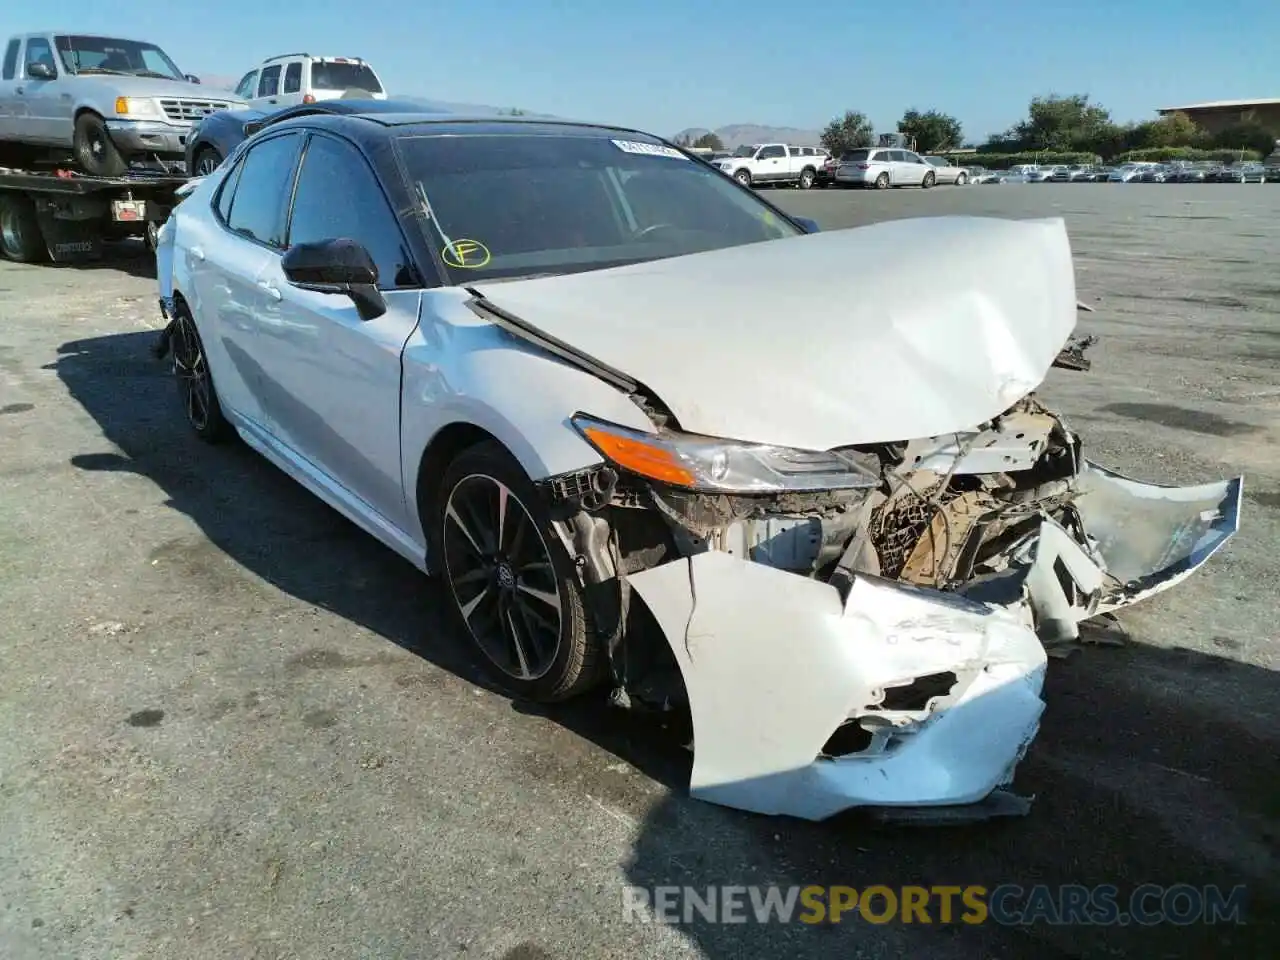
[442,239,492,269]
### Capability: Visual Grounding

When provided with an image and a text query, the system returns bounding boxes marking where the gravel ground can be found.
[1,182,1277,959]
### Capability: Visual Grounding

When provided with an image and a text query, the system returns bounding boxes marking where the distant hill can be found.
[673,123,824,149]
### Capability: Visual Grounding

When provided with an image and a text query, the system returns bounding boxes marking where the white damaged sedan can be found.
[156,111,1242,822]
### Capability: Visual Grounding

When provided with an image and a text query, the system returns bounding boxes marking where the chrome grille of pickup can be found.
[159,99,232,123]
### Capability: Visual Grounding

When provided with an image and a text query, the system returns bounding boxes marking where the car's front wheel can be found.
[922,171,936,189]
[734,168,752,187]
[170,304,230,442]
[955,172,968,185]
[436,440,601,703]
[192,146,224,177]
[74,112,127,177]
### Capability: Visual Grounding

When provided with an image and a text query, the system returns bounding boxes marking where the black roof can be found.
[263,111,667,146]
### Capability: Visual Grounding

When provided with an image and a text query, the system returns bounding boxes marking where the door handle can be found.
[257,280,282,301]
[189,245,205,261]
[267,98,277,104]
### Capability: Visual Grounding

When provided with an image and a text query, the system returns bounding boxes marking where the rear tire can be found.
[874,172,890,189]
[798,167,816,189]
[74,112,128,178]
[170,304,230,443]
[0,195,47,262]
[956,172,968,185]
[435,440,602,703]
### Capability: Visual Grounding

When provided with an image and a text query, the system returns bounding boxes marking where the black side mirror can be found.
[27,62,55,80]
[793,217,820,234]
[185,74,201,84]
[281,238,387,321]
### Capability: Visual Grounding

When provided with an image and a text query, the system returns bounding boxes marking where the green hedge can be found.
[1116,147,1263,163]
[936,151,1098,169]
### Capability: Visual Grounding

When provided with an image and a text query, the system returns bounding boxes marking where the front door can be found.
[252,130,424,531]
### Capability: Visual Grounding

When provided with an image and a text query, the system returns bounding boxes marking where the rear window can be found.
[310,60,382,92]
[839,149,870,161]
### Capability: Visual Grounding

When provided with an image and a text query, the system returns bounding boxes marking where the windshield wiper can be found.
[136,70,176,80]
[75,67,129,76]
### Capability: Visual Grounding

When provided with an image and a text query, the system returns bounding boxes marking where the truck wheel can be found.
[798,167,816,189]
[734,169,752,187]
[874,172,890,189]
[74,112,128,178]
[0,195,47,263]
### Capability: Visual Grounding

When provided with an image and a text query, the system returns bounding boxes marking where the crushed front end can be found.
[538,393,1241,821]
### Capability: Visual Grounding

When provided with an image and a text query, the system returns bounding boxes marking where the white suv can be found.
[232,54,386,110]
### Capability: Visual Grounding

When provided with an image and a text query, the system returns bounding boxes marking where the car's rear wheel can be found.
[874,172,890,189]
[956,172,968,185]
[73,112,127,177]
[0,195,47,262]
[798,167,816,189]
[922,171,936,189]
[192,146,223,177]
[170,305,230,442]
[436,440,601,703]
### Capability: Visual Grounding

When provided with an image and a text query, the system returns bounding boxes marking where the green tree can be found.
[1010,94,1113,151]
[693,131,725,151]
[672,133,693,147]
[897,109,963,153]
[1211,120,1275,156]
[821,110,875,156]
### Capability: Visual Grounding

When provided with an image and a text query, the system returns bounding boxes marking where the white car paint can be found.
[156,130,1242,822]
[470,217,1077,451]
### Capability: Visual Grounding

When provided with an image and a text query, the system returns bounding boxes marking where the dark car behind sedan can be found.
[183,98,443,176]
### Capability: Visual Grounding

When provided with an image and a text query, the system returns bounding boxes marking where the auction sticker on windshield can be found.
[441,239,491,269]
[611,139,688,160]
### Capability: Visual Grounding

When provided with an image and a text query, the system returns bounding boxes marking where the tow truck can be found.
[0,161,185,263]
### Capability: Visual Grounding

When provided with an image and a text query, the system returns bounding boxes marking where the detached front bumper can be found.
[628,552,1047,821]
[105,119,191,155]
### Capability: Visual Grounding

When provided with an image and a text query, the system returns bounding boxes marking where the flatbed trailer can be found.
[0,167,187,264]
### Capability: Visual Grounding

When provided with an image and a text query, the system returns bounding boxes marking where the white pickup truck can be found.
[714,143,828,189]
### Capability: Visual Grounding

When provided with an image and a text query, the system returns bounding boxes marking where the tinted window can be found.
[25,38,56,75]
[215,155,243,222]
[840,149,870,162]
[258,64,281,97]
[309,61,382,93]
[758,145,786,159]
[1,39,18,80]
[903,151,923,164]
[234,70,257,99]
[224,133,303,247]
[283,62,301,94]
[287,134,417,290]
[395,133,801,284]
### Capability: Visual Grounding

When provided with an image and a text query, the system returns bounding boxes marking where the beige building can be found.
[1157,98,1280,136]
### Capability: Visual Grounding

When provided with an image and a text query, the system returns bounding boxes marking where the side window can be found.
[283,62,302,94]
[257,64,281,98]
[24,38,56,75]
[214,155,245,222]
[758,145,786,160]
[286,134,418,290]
[234,70,258,99]
[224,132,304,248]
[903,151,923,165]
[1,40,18,80]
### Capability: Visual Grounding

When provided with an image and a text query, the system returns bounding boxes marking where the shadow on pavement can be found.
[55,330,1278,960]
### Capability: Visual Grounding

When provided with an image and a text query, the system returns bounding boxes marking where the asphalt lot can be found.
[1,183,1277,960]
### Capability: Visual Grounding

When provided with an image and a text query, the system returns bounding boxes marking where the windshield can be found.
[55,35,184,80]
[395,132,803,284]
[732,144,757,158]
[310,60,383,93]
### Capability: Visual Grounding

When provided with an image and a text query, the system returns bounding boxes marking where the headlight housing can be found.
[114,97,161,117]
[571,415,879,494]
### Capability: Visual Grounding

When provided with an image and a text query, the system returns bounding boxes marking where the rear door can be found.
[253,130,422,530]
[190,130,305,432]
[253,63,283,109]
[278,60,304,107]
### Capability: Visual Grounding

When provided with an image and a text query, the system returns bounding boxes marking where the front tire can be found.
[733,168,752,187]
[74,112,127,177]
[170,305,230,442]
[922,171,936,189]
[192,146,224,177]
[955,172,968,185]
[798,167,816,189]
[436,441,601,703]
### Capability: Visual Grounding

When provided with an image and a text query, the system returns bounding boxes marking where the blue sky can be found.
[12,2,1276,140]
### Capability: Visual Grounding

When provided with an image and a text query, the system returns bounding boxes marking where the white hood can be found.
[470,216,1078,451]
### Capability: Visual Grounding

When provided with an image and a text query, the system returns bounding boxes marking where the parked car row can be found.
[966,161,1273,184]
